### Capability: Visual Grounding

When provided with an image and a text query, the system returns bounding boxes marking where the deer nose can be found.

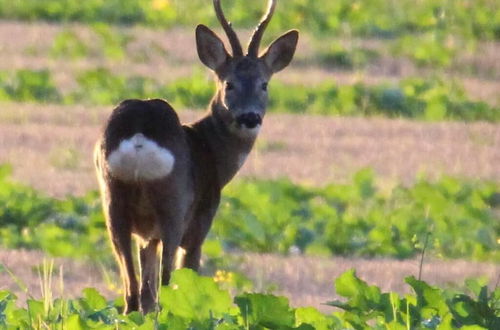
[236,112,262,129]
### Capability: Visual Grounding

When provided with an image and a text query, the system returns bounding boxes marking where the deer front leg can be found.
[182,245,203,271]
[181,198,220,271]
[107,208,139,314]
[181,221,211,271]
[139,239,160,314]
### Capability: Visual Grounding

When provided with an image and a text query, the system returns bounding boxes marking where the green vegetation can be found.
[0,0,498,40]
[269,78,499,121]
[69,69,214,109]
[7,0,496,72]
[0,166,107,259]
[0,69,498,122]
[0,166,498,262]
[328,270,499,329]
[214,169,499,261]
[44,22,481,72]
[50,30,89,59]
[315,41,380,70]
[0,70,61,103]
[391,32,460,68]
[50,24,133,60]
[0,268,498,328]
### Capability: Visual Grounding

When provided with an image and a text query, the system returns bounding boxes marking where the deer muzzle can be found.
[236,112,262,129]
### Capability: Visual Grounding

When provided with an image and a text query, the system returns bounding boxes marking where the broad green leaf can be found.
[295,307,333,330]
[126,311,144,325]
[405,276,448,315]
[65,314,87,330]
[334,269,383,310]
[235,293,295,328]
[160,269,232,321]
[27,299,44,322]
[81,288,107,311]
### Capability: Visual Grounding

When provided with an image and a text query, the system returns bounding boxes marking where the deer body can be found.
[95,0,298,314]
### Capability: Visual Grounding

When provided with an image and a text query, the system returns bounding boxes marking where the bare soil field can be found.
[1,249,497,313]
[1,103,499,197]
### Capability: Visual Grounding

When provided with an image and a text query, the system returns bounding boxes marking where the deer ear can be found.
[196,24,230,71]
[261,30,299,74]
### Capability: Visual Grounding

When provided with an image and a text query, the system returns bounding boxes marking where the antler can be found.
[247,0,277,57]
[213,0,243,57]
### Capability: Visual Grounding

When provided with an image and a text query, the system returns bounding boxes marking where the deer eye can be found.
[225,82,234,91]
[261,82,268,91]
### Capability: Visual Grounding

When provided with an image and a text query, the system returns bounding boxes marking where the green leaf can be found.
[202,239,223,258]
[334,269,383,311]
[353,168,376,199]
[81,288,107,311]
[65,314,87,330]
[159,268,232,321]
[235,293,295,328]
[295,307,333,329]
[126,311,144,325]
[405,276,449,318]
[27,299,44,323]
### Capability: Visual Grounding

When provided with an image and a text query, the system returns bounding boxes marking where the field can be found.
[0,0,499,328]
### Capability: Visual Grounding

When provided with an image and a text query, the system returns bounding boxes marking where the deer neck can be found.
[189,99,258,188]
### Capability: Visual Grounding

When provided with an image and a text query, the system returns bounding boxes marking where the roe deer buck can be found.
[94,0,298,314]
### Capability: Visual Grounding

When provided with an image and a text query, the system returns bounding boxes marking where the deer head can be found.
[195,0,298,138]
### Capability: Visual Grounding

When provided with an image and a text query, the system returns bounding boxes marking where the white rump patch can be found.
[107,133,175,182]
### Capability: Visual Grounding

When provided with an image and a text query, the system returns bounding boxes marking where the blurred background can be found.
[0,0,498,312]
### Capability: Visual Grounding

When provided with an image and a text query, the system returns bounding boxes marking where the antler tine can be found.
[247,0,277,57]
[213,0,243,57]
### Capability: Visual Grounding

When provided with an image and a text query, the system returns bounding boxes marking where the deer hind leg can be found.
[105,197,139,314]
[139,239,160,314]
[108,222,139,313]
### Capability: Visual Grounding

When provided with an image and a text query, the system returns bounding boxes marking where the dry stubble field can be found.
[0,21,499,311]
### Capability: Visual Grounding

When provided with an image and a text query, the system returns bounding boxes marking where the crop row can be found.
[1,267,498,329]
[1,69,498,122]
[47,26,479,71]
[0,166,497,262]
[0,0,498,40]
